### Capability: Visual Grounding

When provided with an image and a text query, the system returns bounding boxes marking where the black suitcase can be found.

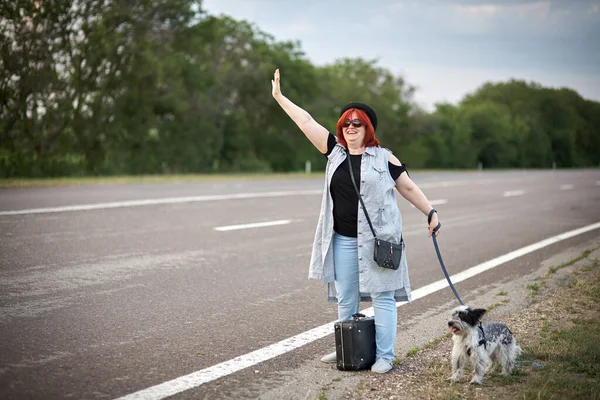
[334,313,376,371]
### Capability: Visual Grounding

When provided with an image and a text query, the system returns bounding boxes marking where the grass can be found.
[1,167,533,188]
[520,314,600,398]
[579,258,599,273]
[397,333,456,365]
[423,334,451,350]
[527,247,600,298]
[487,298,510,311]
[0,172,325,188]
[520,250,600,399]
[406,347,420,358]
[317,376,344,400]
[539,320,551,339]
[527,281,546,297]
[546,246,600,277]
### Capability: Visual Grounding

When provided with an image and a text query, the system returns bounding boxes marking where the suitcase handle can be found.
[351,313,367,320]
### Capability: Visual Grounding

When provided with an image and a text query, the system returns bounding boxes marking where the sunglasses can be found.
[343,119,363,128]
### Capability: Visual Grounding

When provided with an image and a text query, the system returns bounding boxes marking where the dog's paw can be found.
[447,376,461,383]
[469,378,482,385]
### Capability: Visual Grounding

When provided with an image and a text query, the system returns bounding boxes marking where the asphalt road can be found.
[1,169,599,399]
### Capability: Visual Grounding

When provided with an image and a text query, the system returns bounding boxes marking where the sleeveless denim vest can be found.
[308,142,412,303]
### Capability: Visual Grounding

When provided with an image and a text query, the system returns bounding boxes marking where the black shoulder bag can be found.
[346,152,403,270]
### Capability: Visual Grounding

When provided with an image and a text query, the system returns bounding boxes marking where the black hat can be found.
[340,102,377,131]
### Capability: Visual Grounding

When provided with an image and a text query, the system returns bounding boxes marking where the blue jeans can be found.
[333,232,397,362]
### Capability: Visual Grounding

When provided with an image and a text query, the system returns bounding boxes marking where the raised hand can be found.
[271,68,281,99]
[270,68,329,153]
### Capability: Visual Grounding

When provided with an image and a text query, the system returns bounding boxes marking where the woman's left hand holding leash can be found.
[428,209,440,237]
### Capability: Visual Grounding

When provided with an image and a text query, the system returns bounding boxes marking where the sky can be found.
[202,0,600,111]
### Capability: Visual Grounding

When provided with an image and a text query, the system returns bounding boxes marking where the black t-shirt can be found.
[323,133,407,237]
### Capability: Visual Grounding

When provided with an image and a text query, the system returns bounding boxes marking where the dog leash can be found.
[429,210,464,306]
[428,215,549,360]
[429,213,546,369]
[515,360,543,368]
[429,212,496,350]
[430,215,489,347]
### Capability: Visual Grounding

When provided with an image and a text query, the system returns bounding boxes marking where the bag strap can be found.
[346,150,378,239]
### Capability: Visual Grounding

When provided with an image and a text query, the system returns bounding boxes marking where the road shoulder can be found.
[257,235,600,400]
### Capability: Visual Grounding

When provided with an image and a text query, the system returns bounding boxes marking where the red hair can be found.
[336,108,379,148]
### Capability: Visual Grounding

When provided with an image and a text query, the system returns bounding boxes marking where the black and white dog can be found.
[447,305,521,384]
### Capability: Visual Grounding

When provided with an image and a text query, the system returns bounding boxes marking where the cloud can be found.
[456,3,502,16]
[378,1,599,40]
[440,1,591,38]
[201,0,600,108]
[446,0,595,5]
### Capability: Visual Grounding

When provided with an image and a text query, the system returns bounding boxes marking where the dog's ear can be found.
[472,308,486,323]
[462,308,486,326]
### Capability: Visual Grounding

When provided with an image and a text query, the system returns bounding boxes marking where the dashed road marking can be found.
[214,219,292,231]
[503,190,525,197]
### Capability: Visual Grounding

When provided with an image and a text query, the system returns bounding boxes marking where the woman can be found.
[271,69,440,374]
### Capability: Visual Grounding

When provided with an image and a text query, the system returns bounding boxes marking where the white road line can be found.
[214,220,292,231]
[560,184,573,190]
[0,190,321,216]
[114,221,600,400]
[418,179,494,189]
[503,190,525,197]
[410,199,447,208]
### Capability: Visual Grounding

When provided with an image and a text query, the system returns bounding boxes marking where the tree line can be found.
[1,0,599,178]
